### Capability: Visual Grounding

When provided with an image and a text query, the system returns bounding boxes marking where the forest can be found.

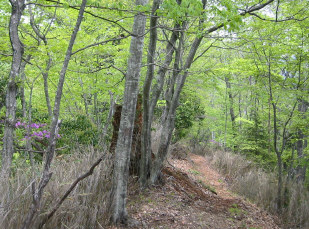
[0,0,308,228]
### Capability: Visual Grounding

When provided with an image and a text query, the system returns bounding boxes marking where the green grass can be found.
[189,169,200,175]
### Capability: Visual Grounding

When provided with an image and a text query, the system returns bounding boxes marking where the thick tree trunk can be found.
[110,0,148,224]
[110,98,142,174]
[140,0,160,188]
[1,0,25,178]
[130,94,143,175]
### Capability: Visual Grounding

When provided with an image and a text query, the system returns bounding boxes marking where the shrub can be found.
[58,115,99,152]
[174,90,205,141]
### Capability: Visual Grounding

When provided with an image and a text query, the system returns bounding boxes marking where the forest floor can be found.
[114,151,281,229]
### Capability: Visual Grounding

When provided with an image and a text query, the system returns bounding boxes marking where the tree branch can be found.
[38,155,104,228]
[71,35,130,56]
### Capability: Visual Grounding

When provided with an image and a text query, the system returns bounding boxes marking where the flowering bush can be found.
[15,121,61,142]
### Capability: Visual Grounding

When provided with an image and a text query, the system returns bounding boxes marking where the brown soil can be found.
[116,153,281,229]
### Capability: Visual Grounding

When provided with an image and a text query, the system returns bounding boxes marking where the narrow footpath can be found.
[122,152,281,228]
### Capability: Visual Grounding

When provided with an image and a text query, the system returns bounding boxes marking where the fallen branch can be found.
[38,154,104,228]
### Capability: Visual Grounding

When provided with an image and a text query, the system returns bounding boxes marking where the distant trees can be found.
[207,12,309,212]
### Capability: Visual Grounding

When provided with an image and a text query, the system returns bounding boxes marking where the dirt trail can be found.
[124,152,281,229]
[174,153,235,199]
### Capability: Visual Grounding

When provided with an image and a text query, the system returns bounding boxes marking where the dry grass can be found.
[198,147,309,229]
[0,146,112,229]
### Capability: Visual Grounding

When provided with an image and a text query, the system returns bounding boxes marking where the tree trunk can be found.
[148,0,275,184]
[20,55,31,118]
[1,0,25,178]
[295,99,308,182]
[140,0,160,188]
[267,55,282,212]
[79,78,89,115]
[110,0,148,224]
[224,76,236,127]
[43,72,52,118]
[149,0,222,184]
[150,36,203,184]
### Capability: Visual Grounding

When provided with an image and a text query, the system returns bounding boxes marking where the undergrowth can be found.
[194,146,309,229]
[0,146,112,229]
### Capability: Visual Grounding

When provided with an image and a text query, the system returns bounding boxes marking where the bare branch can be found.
[38,155,105,228]
[71,35,130,56]
[110,65,126,77]
[193,40,217,63]
[249,12,308,22]
[68,65,113,74]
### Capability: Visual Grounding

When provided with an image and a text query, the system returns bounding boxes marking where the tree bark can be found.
[140,22,182,187]
[1,0,25,178]
[20,55,31,118]
[110,0,148,224]
[140,0,161,188]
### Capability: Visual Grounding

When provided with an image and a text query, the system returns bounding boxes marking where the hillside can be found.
[120,153,281,229]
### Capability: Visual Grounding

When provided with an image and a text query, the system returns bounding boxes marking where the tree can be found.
[110,0,149,224]
[147,0,278,184]
[1,0,25,178]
